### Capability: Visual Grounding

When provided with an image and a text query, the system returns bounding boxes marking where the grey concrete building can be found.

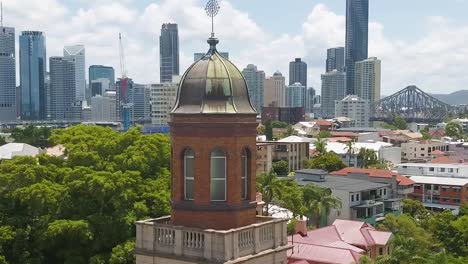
[49,57,80,121]
[335,95,370,127]
[345,0,369,95]
[0,26,16,121]
[160,23,179,83]
[321,70,346,118]
[64,45,86,102]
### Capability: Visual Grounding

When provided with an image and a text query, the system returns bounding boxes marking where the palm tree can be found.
[344,140,355,166]
[314,137,327,155]
[302,184,342,227]
[358,148,378,168]
[256,171,284,215]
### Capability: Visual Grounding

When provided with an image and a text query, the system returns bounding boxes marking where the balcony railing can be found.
[135,216,289,262]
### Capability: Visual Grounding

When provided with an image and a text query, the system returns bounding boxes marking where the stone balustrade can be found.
[135,215,288,262]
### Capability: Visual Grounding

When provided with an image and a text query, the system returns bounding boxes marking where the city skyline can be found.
[1,0,468,95]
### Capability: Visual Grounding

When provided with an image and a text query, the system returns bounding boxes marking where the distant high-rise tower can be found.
[345,0,369,95]
[64,45,86,102]
[19,31,47,120]
[326,47,345,72]
[287,82,306,108]
[242,64,265,114]
[321,70,346,118]
[49,57,80,121]
[0,23,16,121]
[289,58,307,108]
[306,87,316,113]
[89,65,115,85]
[160,23,179,83]
[264,71,286,107]
[355,57,381,102]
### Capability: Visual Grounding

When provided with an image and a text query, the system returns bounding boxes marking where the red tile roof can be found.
[331,167,414,186]
[287,219,392,264]
[331,131,359,138]
[431,156,458,164]
[431,150,445,155]
[328,137,352,142]
[316,119,333,126]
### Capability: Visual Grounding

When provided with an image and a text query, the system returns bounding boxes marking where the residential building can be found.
[355,57,381,102]
[263,71,286,107]
[331,167,415,198]
[295,170,398,226]
[0,26,16,121]
[293,120,333,137]
[135,35,289,264]
[321,70,346,118]
[19,31,46,120]
[287,82,306,108]
[335,95,370,127]
[261,106,304,125]
[275,136,311,173]
[63,45,86,102]
[401,141,449,162]
[326,47,345,72]
[312,141,401,167]
[395,162,468,179]
[150,80,179,126]
[256,142,274,174]
[288,219,393,263]
[345,0,369,95]
[242,64,265,114]
[0,143,40,160]
[451,118,468,133]
[49,57,80,121]
[159,23,179,83]
[194,51,228,61]
[90,91,117,122]
[409,176,467,213]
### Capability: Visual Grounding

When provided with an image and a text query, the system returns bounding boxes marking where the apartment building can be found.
[256,142,273,174]
[295,169,400,226]
[395,163,468,179]
[401,141,449,162]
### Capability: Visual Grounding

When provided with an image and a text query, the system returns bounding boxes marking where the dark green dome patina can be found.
[171,38,256,114]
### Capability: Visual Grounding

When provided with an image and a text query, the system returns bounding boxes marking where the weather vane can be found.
[205,0,220,38]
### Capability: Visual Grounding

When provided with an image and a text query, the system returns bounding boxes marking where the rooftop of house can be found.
[294,173,390,192]
[431,156,460,164]
[396,162,468,168]
[431,150,446,155]
[312,141,394,155]
[409,176,468,186]
[278,136,315,143]
[331,167,415,186]
[288,219,392,264]
[0,143,40,160]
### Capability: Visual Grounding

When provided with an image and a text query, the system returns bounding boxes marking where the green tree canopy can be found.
[272,160,289,176]
[445,122,464,140]
[11,125,52,148]
[304,152,346,172]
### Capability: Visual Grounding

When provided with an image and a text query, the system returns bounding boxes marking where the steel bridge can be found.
[371,85,454,123]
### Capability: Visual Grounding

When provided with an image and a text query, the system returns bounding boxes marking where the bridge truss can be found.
[371,85,455,123]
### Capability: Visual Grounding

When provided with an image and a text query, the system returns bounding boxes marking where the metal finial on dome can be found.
[205,0,220,38]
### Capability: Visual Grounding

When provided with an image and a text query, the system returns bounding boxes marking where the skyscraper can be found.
[263,71,286,107]
[64,45,86,102]
[355,57,381,102]
[326,47,345,72]
[19,31,46,120]
[321,70,346,118]
[289,58,307,108]
[242,64,265,114]
[287,82,306,108]
[0,25,16,121]
[306,87,316,113]
[345,0,369,95]
[160,23,179,83]
[49,56,79,121]
[89,65,115,85]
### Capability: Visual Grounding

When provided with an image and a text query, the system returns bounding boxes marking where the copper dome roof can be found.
[171,38,256,114]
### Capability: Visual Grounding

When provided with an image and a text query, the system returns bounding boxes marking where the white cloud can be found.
[3,0,468,96]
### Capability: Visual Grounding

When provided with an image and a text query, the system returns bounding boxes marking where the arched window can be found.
[211,149,226,201]
[241,149,248,200]
[184,149,194,200]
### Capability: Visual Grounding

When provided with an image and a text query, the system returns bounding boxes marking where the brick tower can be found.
[135,27,290,264]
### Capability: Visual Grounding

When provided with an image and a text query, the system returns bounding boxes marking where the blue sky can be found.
[5,0,468,95]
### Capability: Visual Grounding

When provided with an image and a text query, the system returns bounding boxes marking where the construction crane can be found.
[119,33,132,132]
